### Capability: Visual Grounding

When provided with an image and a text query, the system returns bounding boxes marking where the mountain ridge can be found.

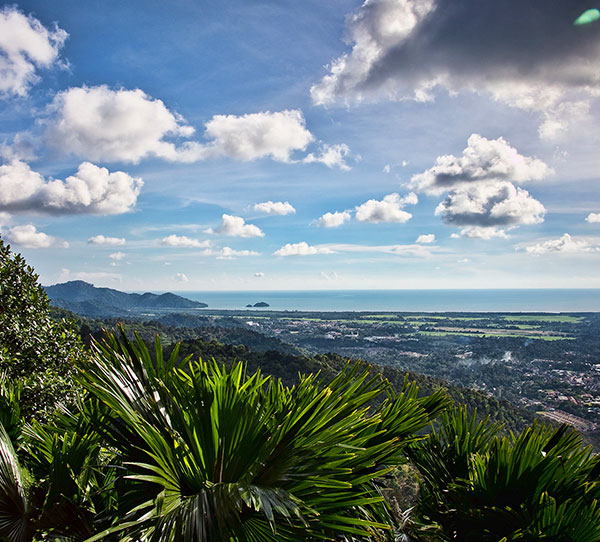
[44,280,207,317]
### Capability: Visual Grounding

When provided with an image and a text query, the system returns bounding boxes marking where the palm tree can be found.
[81,329,448,541]
[407,407,600,541]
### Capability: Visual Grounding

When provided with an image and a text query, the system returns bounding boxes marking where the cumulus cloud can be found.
[45,86,197,164]
[0,212,10,227]
[311,0,600,137]
[524,233,599,255]
[88,235,126,246]
[451,226,508,240]
[434,182,545,228]
[215,247,260,260]
[410,135,549,236]
[0,160,142,215]
[208,214,264,238]
[274,242,336,256]
[43,86,345,167]
[355,192,417,223]
[0,7,67,98]
[0,132,37,162]
[254,272,265,277]
[161,234,211,248]
[203,110,313,162]
[416,233,435,243]
[108,252,126,261]
[3,224,66,248]
[253,201,296,215]
[586,213,600,224]
[316,210,352,228]
[409,135,551,196]
[174,272,189,282]
[303,143,352,170]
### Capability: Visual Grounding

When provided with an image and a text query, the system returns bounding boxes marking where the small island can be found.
[247,301,270,307]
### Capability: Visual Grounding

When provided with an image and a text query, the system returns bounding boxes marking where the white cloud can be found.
[108,252,126,261]
[0,7,67,98]
[316,210,351,228]
[303,143,352,170]
[0,132,37,162]
[274,242,336,256]
[0,212,10,227]
[0,160,142,215]
[434,182,545,229]
[203,110,313,162]
[254,272,265,277]
[324,242,435,257]
[43,87,341,167]
[416,233,435,244]
[215,246,260,260]
[451,226,508,240]
[311,0,600,137]
[409,135,548,236]
[409,135,551,196]
[174,272,189,282]
[208,214,264,238]
[3,224,66,248]
[253,201,296,215]
[524,234,599,255]
[383,164,391,174]
[274,241,434,257]
[355,192,417,223]
[45,86,198,163]
[161,234,211,248]
[586,213,600,224]
[88,235,126,246]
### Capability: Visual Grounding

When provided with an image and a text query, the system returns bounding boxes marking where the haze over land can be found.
[0,1,599,291]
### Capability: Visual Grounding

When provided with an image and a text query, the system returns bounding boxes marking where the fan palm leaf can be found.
[82,328,448,541]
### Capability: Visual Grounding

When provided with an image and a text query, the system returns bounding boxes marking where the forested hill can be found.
[44,280,207,317]
[68,311,536,435]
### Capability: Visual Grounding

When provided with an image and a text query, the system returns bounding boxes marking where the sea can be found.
[174,289,600,313]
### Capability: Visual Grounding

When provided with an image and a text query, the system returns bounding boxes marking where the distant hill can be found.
[44,280,207,317]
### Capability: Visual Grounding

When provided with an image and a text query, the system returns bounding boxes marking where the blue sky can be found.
[0,0,599,291]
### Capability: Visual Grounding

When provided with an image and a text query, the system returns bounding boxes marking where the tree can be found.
[406,407,600,541]
[0,235,86,418]
[79,329,448,541]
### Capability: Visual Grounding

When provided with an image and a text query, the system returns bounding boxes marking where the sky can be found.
[0,0,599,291]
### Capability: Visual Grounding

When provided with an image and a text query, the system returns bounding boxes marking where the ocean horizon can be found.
[161,289,600,313]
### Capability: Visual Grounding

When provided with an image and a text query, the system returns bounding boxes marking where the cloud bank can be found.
[311,0,600,137]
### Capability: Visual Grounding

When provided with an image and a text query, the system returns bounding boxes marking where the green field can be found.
[418,330,572,341]
[501,315,583,323]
